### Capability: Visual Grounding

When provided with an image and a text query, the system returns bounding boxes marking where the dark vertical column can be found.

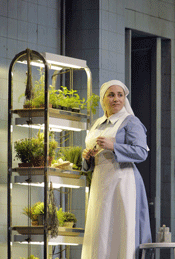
[125,29,132,103]
[160,39,171,259]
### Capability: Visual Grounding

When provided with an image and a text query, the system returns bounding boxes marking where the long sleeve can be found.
[82,156,95,172]
[113,116,148,163]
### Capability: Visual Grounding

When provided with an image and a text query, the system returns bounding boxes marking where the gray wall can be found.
[0,0,61,258]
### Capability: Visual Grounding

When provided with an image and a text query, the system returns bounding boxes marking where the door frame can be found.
[125,29,162,241]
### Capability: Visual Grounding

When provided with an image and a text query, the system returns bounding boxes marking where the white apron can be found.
[81,109,136,259]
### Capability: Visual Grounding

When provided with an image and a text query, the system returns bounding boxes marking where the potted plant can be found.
[63,211,77,227]
[57,208,77,228]
[22,201,43,226]
[14,130,58,167]
[20,69,100,114]
[19,68,55,108]
[56,86,100,114]
[14,138,34,167]
[54,146,82,170]
[33,202,44,225]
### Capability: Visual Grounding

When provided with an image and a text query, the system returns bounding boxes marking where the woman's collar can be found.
[98,107,129,125]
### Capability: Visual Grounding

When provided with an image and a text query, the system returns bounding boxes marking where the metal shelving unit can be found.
[7,49,92,259]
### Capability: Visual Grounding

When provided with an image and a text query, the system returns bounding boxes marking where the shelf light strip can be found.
[18,241,79,246]
[17,61,62,71]
[16,182,80,189]
[43,52,87,69]
[16,123,82,132]
[16,124,62,132]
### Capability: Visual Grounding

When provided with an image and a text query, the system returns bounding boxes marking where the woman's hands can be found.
[83,137,114,161]
[82,148,98,161]
[96,137,114,151]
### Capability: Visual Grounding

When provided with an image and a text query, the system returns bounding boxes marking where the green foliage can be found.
[56,207,65,227]
[63,212,77,223]
[20,255,39,259]
[33,202,44,215]
[47,183,59,238]
[86,93,100,114]
[14,138,34,163]
[56,146,82,170]
[20,69,100,114]
[23,202,43,221]
[57,208,77,227]
[14,130,58,165]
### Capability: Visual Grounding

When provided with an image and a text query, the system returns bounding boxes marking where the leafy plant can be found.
[23,202,43,222]
[81,93,100,114]
[20,69,100,114]
[56,207,65,227]
[58,86,99,113]
[33,202,44,215]
[14,138,34,163]
[47,182,59,238]
[14,130,58,166]
[55,146,82,170]
[57,208,77,227]
[63,212,77,223]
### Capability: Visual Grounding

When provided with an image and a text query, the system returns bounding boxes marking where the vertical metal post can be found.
[125,29,132,103]
[7,60,13,259]
[69,68,74,147]
[84,67,92,127]
[44,62,49,259]
[155,37,161,259]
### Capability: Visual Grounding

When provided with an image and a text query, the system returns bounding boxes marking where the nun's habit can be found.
[81,80,152,259]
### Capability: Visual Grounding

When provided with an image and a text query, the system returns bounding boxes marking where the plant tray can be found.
[12,108,87,121]
[13,167,81,178]
[57,227,84,236]
[12,226,84,236]
[12,226,44,235]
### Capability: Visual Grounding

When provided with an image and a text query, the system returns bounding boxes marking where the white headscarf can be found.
[100,80,134,115]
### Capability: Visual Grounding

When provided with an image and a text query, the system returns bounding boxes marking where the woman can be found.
[81,80,152,259]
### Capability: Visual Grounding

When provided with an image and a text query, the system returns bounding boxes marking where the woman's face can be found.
[103,85,125,117]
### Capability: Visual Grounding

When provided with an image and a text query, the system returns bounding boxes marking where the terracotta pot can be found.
[23,104,35,109]
[38,214,44,225]
[39,103,52,108]
[32,156,52,167]
[18,162,32,168]
[31,220,38,226]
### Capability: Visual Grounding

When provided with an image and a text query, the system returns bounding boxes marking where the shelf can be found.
[13,108,88,120]
[13,226,84,237]
[8,50,90,257]
[14,174,86,188]
[14,234,84,245]
[49,235,83,245]
[13,167,82,178]
[13,108,88,131]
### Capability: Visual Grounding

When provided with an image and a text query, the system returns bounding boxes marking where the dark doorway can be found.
[131,36,157,241]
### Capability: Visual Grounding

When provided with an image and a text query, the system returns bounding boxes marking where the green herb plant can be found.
[14,130,58,166]
[57,208,77,227]
[55,146,82,170]
[20,69,100,114]
[22,201,43,222]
